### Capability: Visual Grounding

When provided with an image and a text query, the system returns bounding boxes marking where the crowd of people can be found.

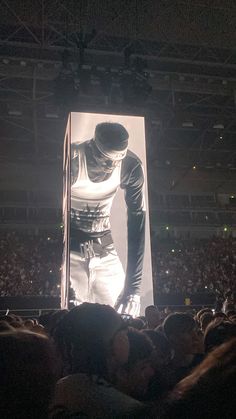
[0,231,62,297]
[153,236,236,298]
[1,231,236,305]
[0,303,236,418]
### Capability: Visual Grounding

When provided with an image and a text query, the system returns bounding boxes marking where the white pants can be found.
[70,246,125,307]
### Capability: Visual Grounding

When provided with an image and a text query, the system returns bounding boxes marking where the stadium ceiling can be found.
[1,0,236,175]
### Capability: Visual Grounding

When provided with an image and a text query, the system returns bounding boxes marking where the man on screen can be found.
[70,122,145,316]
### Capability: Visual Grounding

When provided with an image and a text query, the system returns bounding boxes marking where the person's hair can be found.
[129,317,146,330]
[124,328,154,371]
[163,313,196,339]
[225,303,235,312]
[40,309,68,336]
[53,303,123,378]
[214,311,227,320]
[166,338,236,419]
[0,330,57,419]
[204,319,236,353]
[226,309,236,318]
[95,122,129,151]
[142,329,171,357]
[0,320,14,332]
[200,312,214,331]
[196,308,212,324]
[0,314,23,325]
[145,305,159,316]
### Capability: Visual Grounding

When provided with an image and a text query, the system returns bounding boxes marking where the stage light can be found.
[230,195,234,199]
[166,226,169,230]
[182,121,194,128]
[192,165,196,170]
[49,269,52,273]
[8,110,22,116]
[165,270,169,274]
[171,249,175,253]
[213,124,224,129]
[47,237,51,241]
[46,113,59,119]
[224,227,228,232]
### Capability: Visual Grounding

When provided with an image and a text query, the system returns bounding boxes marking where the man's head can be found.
[142,329,172,367]
[0,330,57,419]
[116,328,154,399]
[200,312,214,332]
[163,313,201,355]
[92,122,129,173]
[53,303,129,378]
[204,319,236,353]
[145,305,160,329]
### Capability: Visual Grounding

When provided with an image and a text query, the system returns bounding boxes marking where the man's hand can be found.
[115,294,140,317]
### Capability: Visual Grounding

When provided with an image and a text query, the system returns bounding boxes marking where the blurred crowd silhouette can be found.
[0,302,236,418]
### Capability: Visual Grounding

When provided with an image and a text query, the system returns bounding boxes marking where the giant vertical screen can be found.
[61,112,153,314]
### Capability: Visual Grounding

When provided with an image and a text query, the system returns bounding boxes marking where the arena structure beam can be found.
[1,0,236,198]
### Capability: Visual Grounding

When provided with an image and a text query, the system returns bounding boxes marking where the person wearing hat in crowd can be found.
[52,303,148,418]
[70,122,146,316]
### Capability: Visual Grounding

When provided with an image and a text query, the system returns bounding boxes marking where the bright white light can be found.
[165,270,169,274]
[171,249,175,253]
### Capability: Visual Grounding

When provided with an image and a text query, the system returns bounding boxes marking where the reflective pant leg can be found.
[91,248,125,307]
[70,250,90,303]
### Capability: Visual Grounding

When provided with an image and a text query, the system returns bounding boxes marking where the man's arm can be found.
[121,160,146,299]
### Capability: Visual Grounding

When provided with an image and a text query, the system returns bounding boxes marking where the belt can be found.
[71,231,114,259]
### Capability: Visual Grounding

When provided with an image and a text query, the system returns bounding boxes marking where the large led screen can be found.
[62,112,153,314]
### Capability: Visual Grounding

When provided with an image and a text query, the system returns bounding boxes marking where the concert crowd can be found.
[1,303,236,418]
[1,231,236,301]
[153,236,236,298]
[1,231,236,417]
[0,231,62,297]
